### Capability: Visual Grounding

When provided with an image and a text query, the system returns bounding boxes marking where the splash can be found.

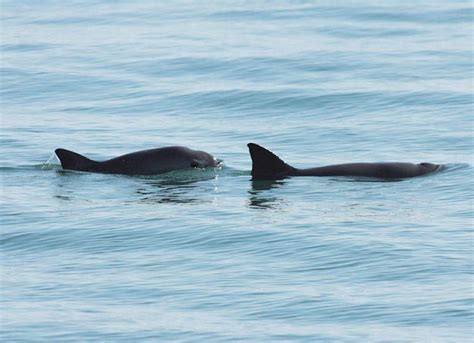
[41,152,60,170]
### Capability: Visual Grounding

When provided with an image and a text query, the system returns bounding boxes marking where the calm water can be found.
[1,1,473,341]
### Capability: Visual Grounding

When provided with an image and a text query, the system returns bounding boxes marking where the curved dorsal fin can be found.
[247,143,295,180]
[55,148,96,172]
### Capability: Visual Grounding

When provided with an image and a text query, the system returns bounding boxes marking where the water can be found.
[1,0,473,341]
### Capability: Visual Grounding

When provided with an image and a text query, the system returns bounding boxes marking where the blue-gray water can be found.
[1,1,473,341]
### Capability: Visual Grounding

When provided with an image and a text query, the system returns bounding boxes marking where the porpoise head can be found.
[190,149,219,168]
[418,162,443,174]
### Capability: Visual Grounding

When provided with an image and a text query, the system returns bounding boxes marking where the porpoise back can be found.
[55,146,218,176]
[247,143,441,180]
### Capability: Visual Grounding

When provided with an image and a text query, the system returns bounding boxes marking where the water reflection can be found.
[134,177,214,204]
[248,179,286,210]
[53,167,219,205]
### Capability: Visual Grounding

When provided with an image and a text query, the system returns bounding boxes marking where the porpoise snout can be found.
[419,162,443,174]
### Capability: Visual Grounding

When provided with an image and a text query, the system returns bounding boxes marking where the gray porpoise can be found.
[248,143,442,180]
[55,146,218,176]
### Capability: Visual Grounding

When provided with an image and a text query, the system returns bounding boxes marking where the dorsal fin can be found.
[247,143,295,179]
[55,148,96,172]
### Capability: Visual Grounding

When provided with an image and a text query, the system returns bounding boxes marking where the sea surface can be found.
[1,1,473,341]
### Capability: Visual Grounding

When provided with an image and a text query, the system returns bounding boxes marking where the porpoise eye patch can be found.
[191,161,199,168]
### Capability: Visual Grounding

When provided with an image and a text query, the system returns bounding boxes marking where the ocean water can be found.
[1,0,473,341]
